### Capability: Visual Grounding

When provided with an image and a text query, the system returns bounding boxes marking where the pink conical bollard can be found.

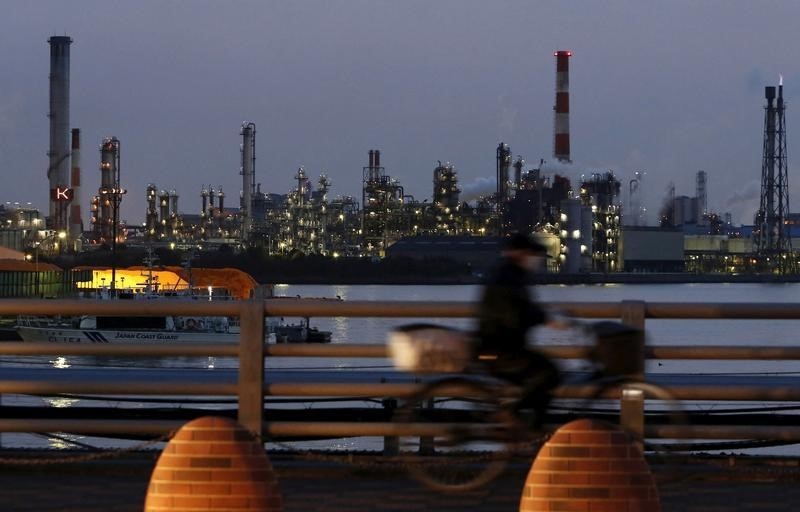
[520,419,660,512]
[145,416,282,511]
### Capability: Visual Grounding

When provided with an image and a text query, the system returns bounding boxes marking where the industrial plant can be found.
[1,35,799,292]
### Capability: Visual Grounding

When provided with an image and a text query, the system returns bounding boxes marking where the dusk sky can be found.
[2,1,800,226]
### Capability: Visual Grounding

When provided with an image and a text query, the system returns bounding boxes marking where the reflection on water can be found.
[42,396,78,408]
[46,433,83,450]
[50,356,70,369]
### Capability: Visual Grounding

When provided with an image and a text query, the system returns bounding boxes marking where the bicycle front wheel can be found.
[394,377,519,492]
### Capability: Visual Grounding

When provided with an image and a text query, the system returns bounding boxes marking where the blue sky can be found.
[2,0,799,225]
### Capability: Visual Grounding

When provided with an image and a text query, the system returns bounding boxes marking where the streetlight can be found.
[29,230,66,298]
[100,186,126,297]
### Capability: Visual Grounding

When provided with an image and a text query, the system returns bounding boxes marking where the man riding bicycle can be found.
[476,233,562,429]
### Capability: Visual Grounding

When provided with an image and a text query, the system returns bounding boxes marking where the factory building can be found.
[618,227,684,273]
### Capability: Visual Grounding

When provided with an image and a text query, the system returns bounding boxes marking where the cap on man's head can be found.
[504,233,546,253]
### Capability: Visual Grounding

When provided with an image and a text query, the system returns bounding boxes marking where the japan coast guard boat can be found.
[15,289,278,345]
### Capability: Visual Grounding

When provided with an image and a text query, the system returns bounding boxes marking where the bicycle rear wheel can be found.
[394,376,520,492]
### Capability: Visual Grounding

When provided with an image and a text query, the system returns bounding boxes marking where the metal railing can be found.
[0,298,799,443]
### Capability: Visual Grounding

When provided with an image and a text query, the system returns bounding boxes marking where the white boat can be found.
[15,289,278,345]
[15,313,278,345]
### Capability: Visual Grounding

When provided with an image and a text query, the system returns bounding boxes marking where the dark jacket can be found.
[476,256,548,356]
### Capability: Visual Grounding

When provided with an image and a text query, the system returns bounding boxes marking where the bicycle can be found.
[386,320,686,492]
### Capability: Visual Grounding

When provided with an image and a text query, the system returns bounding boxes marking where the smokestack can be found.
[369,149,375,169]
[374,150,381,169]
[496,142,510,202]
[696,170,707,222]
[553,50,572,163]
[240,122,256,243]
[69,128,82,240]
[48,36,73,232]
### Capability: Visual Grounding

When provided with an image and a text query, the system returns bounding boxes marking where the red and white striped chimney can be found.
[553,50,572,163]
[69,128,83,240]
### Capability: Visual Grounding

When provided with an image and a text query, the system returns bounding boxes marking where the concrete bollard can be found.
[519,419,659,512]
[144,416,283,512]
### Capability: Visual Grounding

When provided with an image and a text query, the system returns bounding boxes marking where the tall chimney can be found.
[553,50,572,163]
[69,128,82,240]
[48,36,73,232]
[240,122,256,243]
[374,150,381,169]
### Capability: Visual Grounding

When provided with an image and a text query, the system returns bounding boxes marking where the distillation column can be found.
[97,137,121,242]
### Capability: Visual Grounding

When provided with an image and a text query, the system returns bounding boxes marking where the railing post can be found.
[620,300,646,380]
[381,397,398,456]
[620,300,646,331]
[620,300,646,438]
[620,387,644,443]
[238,300,265,437]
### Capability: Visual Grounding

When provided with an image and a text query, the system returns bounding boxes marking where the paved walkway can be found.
[0,452,798,511]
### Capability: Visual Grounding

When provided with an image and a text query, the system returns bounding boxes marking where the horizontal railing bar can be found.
[648,425,800,441]
[647,346,800,359]
[554,384,800,401]
[254,299,800,319]
[0,419,797,442]
[268,423,800,440]
[2,379,800,401]
[0,342,240,357]
[260,300,625,319]
[0,381,237,395]
[263,299,476,318]
[262,382,800,402]
[4,342,800,361]
[264,383,420,397]
[264,421,466,438]
[0,419,184,435]
[264,344,388,358]
[5,298,800,320]
[661,386,800,401]
[644,302,800,319]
